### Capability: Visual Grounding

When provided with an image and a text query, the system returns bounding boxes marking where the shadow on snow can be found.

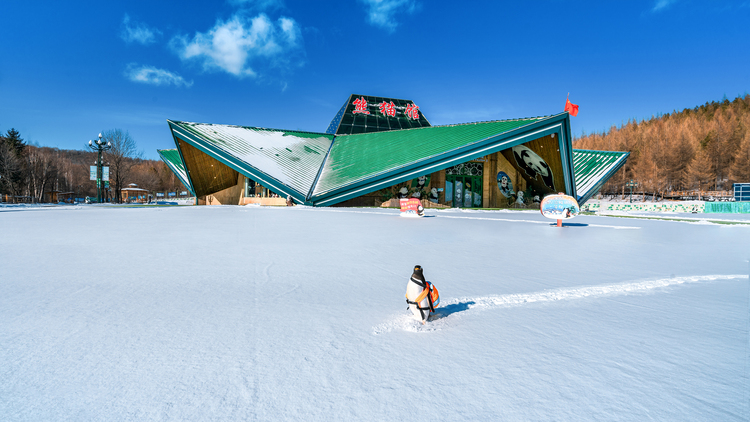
[430,301,476,320]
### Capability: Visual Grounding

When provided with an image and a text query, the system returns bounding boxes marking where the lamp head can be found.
[98,133,102,139]
[88,140,92,146]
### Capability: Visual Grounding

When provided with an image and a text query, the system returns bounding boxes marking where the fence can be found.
[584,202,705,213]
[703,202,750,213]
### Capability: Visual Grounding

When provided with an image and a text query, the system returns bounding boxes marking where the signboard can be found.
[540,193,580,226]
[352,96,420,120]
[327,95,432,135]
[168,192,176,197]
[180,191,188,196]
[102,166,109,181]
[90,166,97,181]
[399,198,424,217]
[156,192,164,197]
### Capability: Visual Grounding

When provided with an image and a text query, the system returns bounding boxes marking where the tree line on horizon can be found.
[573,94,750,197]
[0,128,186,203]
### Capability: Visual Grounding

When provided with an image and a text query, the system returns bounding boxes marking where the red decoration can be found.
[379,101,396,117]
[405,103,420,119]
[399,198,424,216]
[564,96,579,117]
[352,97,370,114]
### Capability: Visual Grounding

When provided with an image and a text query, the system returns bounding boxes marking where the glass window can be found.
[445,162,483,176]
[245,178,256,197]
[340,113,355,126]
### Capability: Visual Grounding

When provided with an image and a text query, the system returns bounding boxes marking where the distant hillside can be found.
[573,95,750,195]
[30,146,184,197]
[1,131,185,201]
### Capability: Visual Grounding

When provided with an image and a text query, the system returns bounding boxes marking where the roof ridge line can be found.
[334,115,551,136]
[168,120,331,137]
[306,136,337,202]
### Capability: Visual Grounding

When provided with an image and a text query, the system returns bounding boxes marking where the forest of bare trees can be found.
[573,95,750,197]
[0,128,187,203]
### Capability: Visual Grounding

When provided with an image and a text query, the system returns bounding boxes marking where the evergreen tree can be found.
[0,129,27,199]
[3,128,26,156]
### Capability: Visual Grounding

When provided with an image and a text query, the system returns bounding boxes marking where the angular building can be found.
[158,94,628,207]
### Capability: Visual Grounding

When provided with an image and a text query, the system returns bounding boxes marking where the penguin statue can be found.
[405,265,440,324]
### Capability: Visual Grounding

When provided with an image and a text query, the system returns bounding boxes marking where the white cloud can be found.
[125,64,193,87]
[652,0,679,12]
[170,13,302,78]
[120,14,161,45]
[359,0,418,32]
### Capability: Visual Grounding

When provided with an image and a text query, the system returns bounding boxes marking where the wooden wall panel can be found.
[500,135,564,197]
[178,138,239,198]
[205,173,244,205]
[487,155,497,208]
[431,170,445,204]
[485,150,527,207]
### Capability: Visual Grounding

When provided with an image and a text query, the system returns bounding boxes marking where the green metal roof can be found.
[168,121,334,199]
[573,149,630,204]
[157,149,193,194]
[313,117,543,197]
[164,112,584,206]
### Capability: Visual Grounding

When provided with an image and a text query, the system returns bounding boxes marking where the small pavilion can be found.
[121,183,149,203]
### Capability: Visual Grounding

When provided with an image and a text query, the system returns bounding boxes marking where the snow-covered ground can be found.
[596,210,750,223]
[1,205,748,421]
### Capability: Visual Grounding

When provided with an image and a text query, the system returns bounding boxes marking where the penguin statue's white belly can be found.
[406,281,431,322]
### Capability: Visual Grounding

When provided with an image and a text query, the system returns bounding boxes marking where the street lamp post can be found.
[88,133,112,204]
[626,179,638,203]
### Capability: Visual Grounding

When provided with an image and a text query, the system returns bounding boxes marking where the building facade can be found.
[158,95,629,208]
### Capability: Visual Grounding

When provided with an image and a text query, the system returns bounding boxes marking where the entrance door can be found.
[447,175,482,208]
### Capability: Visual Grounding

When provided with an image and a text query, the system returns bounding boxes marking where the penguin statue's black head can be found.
[412,265,425,282]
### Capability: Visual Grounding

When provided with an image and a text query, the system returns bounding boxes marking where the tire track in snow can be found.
[373,274,748,335]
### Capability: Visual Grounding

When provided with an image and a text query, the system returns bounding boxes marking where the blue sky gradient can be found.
[1,0,748,159]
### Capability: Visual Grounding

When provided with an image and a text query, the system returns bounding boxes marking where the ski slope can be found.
[1,204,748,421]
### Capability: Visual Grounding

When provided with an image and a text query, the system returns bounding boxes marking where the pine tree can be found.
[0,129,27,199]
[3,128,26,156]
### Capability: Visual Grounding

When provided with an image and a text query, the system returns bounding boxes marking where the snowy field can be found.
[1,204,748,421]
[599,210,750,223]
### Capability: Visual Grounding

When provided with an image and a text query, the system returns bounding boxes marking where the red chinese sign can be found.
[399,198,424,216]
[352,97,370,114]
[405,103,420,119]
[378,101,396,117]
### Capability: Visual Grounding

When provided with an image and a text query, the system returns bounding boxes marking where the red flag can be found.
[564,97,579,117]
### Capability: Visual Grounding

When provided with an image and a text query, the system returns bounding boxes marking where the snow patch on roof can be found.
[170,121,334,196]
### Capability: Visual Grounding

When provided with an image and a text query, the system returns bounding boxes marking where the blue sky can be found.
[1,0,749,159]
